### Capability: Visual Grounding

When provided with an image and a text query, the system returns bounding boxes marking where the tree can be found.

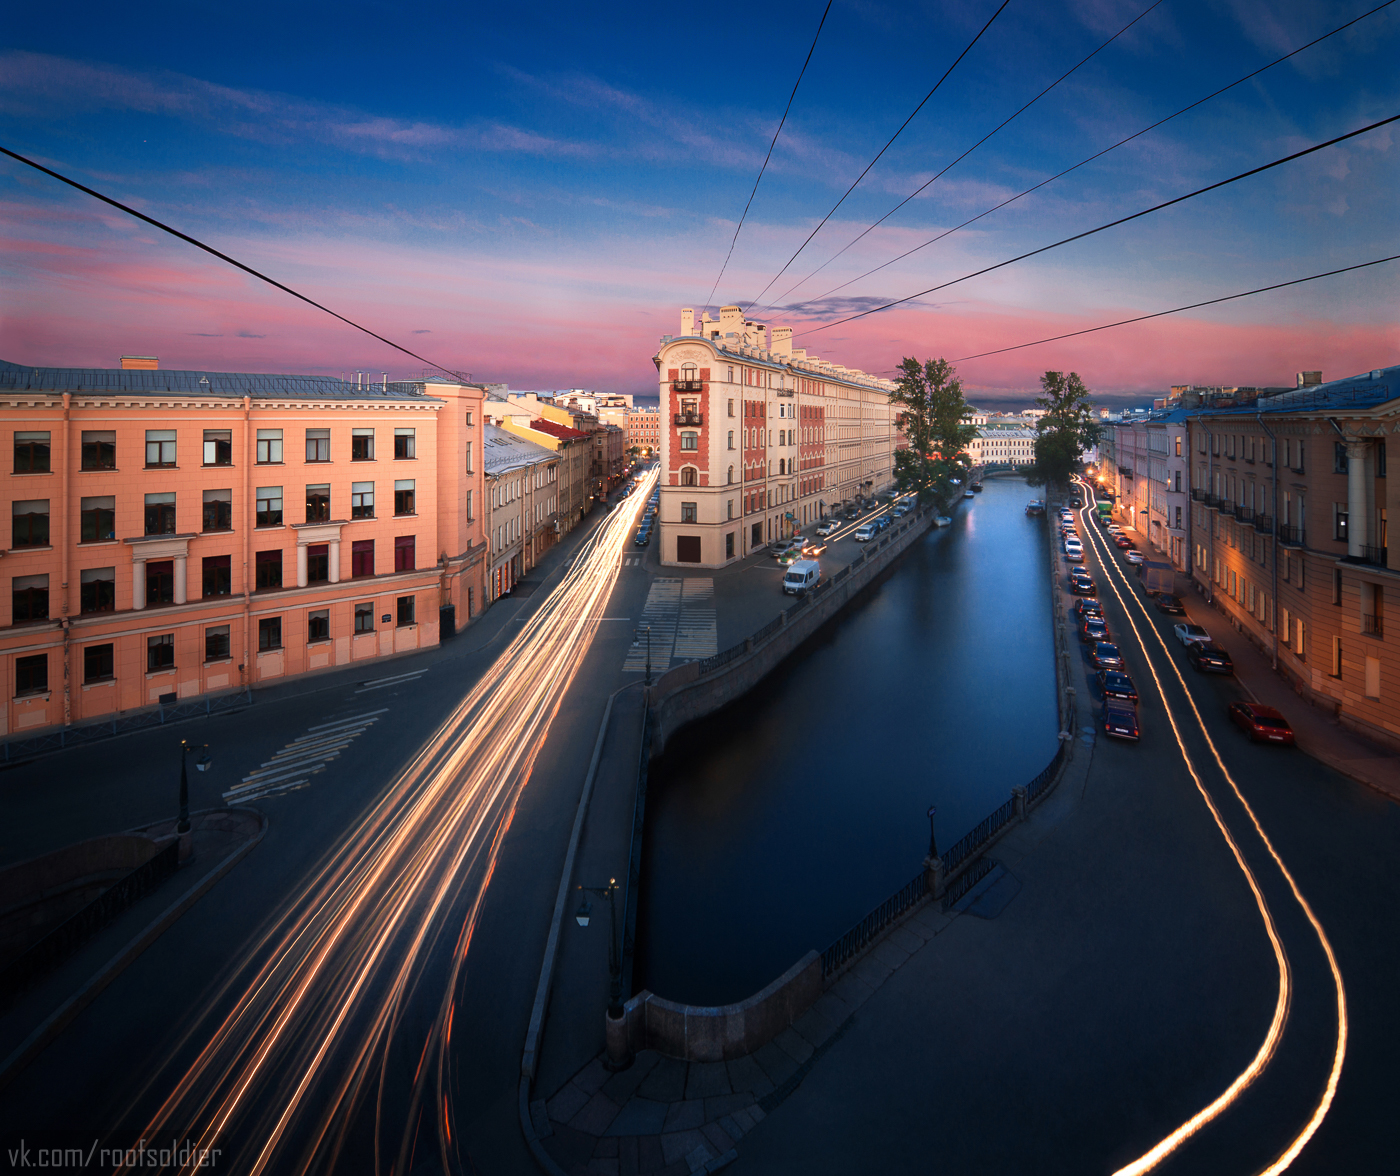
[1026,371,1101,490]
[889,357,979,509]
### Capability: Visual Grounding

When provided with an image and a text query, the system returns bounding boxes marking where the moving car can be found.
[1103,699,1140,741]
[875,516,891,532]
[1153,594,1185,614]
[1098,670,1138,704]
[1186,644,1234,674]
[1114,534,1133,549]
[1173,623,1212,647]
[1125,550,1145,565]
[782,559,821,596]
[815,518,840,536]
[1227,701,1295,745]
[854,523,877,542]
[1093,642,1124,670]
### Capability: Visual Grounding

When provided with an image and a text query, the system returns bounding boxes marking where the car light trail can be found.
[1076,484,1346,1174]
[115,471,657,1175]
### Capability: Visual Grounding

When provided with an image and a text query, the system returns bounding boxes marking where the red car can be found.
[1114,535,1133,549]
[1228,702,1296,745]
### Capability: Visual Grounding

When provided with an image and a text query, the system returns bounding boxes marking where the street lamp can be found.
[576,878,632,1070]
[177,739,211,839]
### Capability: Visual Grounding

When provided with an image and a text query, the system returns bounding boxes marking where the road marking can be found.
[359,670,428,688]
[308,709,389,731]
[224,713,383,803]
[672,578,717,661]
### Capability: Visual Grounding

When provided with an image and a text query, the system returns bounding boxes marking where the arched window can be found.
[727,466,734,484]
[778,458,786,475]
[681,362,698,383]
[681,466,698,487]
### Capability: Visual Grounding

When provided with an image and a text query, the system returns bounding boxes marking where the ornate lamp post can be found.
[576,879,632,1070]
[177,740,211,861]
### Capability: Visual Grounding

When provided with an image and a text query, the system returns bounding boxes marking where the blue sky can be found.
[2,0,1396,401]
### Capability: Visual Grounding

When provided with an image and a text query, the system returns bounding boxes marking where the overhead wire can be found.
[701,0,834,318]
[0,144,470,382]
[786,0,1397,315]
[792,112,1400,338]
[952,254,1400,361]
[741,0,1013,312]
[757,0,1166,314]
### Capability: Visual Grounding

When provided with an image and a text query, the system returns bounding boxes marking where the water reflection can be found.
[635,479,1058,1005]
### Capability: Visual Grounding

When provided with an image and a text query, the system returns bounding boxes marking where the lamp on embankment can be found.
[177,739,211,862]
[576,879,633,1071]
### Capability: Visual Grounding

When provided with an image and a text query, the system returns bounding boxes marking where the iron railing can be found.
[821,871,925,979]
[1205,494,1221,508]
[0,840,179,1001]
[1234,505,1254,522]
[1190,488,1204,501]
[942,795,1018,873]
[698,641,747,675]
[672,380,703,392]
[1357,544,1388,568]
[1253,514,1273,534]
[940,856,996,913]
[1026,743,1067,805]
[673,412,703,427]
[1278,525,1305,546]
[1362,613,1384,637]
[750,614,783,644]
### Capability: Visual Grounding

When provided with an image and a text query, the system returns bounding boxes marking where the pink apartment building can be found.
[1,358,485,739]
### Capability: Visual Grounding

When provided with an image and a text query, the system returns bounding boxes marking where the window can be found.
[307,609,330,642]
[1335,506,1348,543]
[354,601,375,633]
[12,499,49,547]
[396,595,416,627]
[726,532,734,559]
[306,484,331,523]
[147,633,175,672]
[80,567,115,614]
[351,539,375,577]
[394,534,416,572]
[305,428,331,462]
[202,488,232,532]
[146,560,175,606]
[351,428,375,461]
[12,574,48,622]
[681,501,698,523]
[728,431,735,450]
[1295,442,1306,474]
[84,643,114,683]
[394,479,416,516]
[145,492,176,535]
[1175,436,1182,457]
[205,625,230,662]
[1378,443,1387,477]
[256,429,283,464]
[727,466,734,484]
[728,399,735,417]
[464,441,473,473]
[81,430,116,470]
[256,486,283,527]
[14,431,51,473]
[681,467,698,487]
[255,549,282,590]
[80,496,116,543]
[306,544,329,583]
[394,428,416,459]
[203,429,233,466]
[680,432,698,451]
[1334,442,1348,475]
[145,430,177,468]
[1333,568,1343,606]
[15,653,47,696]
[258,616,282,652]
[466,489,474,521]
[351,481,375,519]
[202,554,231,597]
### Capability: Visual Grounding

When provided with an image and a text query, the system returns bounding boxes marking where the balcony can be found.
[1362,613,1384,638]
[1191,488,1204,502]
[1205,494,1221,508]
[1253,513,1273,534]
[1356,544,1389,568]
[1278,525,1305,547]
[673,412,703,427]
[673,380,704,392]
[1233,504,1254,522]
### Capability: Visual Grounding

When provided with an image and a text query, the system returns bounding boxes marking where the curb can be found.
[0,807,268,1093]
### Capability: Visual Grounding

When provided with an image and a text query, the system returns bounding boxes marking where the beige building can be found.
[494,394,593,531]
[968,426,1037,468]
[653,306,898,568]
[482,424,559,602]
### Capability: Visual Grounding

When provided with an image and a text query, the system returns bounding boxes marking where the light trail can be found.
[115,471,658,1175]
[1073,484,1346,1173]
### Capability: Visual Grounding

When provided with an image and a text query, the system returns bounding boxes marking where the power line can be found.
[701,0,834,318]
[952,254,1400,361]
[742,0,1013,312]
[794,112,1400,338]
[790,0,1396,314]
[0,144,471,382]
[760,0,1166,313]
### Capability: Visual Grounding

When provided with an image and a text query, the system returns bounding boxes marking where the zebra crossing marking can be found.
[622,577,716,671]
[224,709,386,804]
[354,668,428,694]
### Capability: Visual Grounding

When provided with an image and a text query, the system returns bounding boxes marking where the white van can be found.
[783,559,821,595]
[854,523,877,542]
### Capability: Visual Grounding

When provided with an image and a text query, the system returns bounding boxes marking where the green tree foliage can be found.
[1027,371,1102,489]
[889,357,979,508]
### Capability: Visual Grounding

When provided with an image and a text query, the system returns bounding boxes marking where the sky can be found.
[2,0,1397,404]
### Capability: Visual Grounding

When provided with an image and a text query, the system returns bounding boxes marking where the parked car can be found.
[1153,594,1185,614]
[1103,699,1140,741]
[1098,670,1138,704]
[1093,642,1124,670]
[1075,598,1104,619]
[1125,550,1145,565]
[875,516,891,532]
[1173,623,1212,647]
[854,523,877,542]
[816,519,840,537]
[770,539,795,558]
[1228,701,1296,745]
[1082,618,1110,644]
[1187,644,1234,674]
[633,528,651,546]
[782,559,821,596]
[1066,546,1084,564]
[1071,576,1097,596]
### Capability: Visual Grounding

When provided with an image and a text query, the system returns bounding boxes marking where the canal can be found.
[634,476,1060,1006]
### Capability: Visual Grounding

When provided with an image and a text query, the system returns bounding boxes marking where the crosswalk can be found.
[354,668,428,694]
[622,577,716,672]
[223,709,386,804]
[622,556,645,567]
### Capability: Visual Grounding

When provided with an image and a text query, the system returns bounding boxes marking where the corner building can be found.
[0,359,485,738]
[653,306,898,568]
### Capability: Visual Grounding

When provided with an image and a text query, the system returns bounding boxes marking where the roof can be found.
[0,359,447,402]
[1194,364,1398,418]
[527,417,590,441]
[484,423,558,475]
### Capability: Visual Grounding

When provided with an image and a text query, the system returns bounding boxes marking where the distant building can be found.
[968,426,1036,468]
[1109,410,1191,570]
[482,424,559,601]
[492,394,592,531]
[627,406,660,456]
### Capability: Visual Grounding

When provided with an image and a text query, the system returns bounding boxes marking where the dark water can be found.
[634,478,1059,1005]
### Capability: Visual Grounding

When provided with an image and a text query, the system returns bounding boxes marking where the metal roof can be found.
[0,359,443,402]
[483,424,557,475]
[1196,365,1398,417]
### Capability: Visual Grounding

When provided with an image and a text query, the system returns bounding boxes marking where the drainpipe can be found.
[242,395,253,693]
[1257,413,1279,670]
[1201,419,1214,602]
[61,392,72,728]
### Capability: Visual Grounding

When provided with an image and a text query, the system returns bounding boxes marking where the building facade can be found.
[1109,410,1191,570]
[627,407,660,457]
[1186,366,1398,747]
[653,306,898,568]
[968,426,1037,468]
[482,424,559,601]
[494,395,592,532]
[0,359,486,738]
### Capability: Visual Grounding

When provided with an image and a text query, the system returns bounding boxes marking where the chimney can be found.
[1296,370,1322,388]
[680,308,695,336]
[771,326,792,358]
[120,355,159,370]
